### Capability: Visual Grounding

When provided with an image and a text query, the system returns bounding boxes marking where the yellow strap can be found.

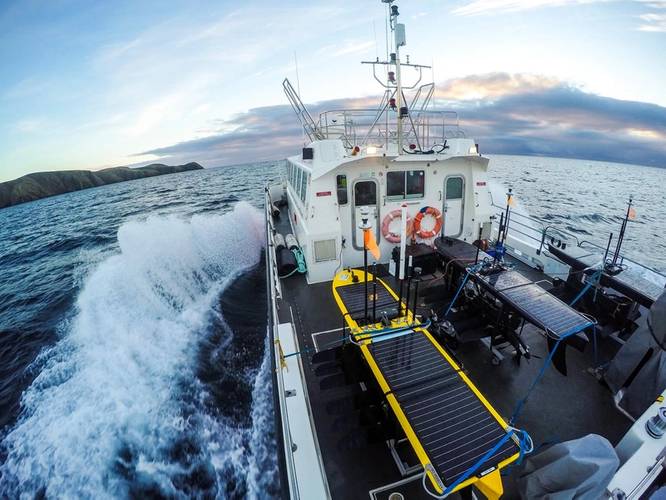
[275,339,288,371]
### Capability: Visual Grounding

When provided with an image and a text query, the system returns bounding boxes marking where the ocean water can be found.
[0,156,664,498]
[488,155,666,275]
[0,163,282,498]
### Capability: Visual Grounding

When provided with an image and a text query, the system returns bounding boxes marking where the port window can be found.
[446,176,463,200]
[301,173,309,202]
[354,181,377,206]
[406,170,425,198]
[387,170,425,199]
[336,175,348,205]
[295,168,302,197]
[387,171,405,198]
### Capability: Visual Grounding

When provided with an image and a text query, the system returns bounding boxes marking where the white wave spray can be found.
[0,202,272,498]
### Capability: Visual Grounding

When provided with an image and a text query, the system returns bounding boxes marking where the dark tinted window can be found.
[446,177,464,200]
[388,170,424,199]
[354,181,377,206]
[336,175,348,205]
[301,172,309,202]
[406,170,425,197]
[387,171,405,197]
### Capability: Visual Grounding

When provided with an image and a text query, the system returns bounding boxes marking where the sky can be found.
[0,0,665,182]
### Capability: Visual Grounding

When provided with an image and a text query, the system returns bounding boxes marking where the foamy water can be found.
[0,202,271,498]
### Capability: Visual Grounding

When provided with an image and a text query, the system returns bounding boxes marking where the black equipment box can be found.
[391,243,439,276]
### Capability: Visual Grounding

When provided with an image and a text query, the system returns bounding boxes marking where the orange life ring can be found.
[381,209,413,243]
[413,206,443,239]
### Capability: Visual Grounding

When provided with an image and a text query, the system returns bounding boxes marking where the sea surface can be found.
[0,156,664,498]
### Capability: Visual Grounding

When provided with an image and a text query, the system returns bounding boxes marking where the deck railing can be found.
[316,109,464,151]
[488,200,666,281]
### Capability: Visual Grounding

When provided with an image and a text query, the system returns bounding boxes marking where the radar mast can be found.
[363,1,431,154]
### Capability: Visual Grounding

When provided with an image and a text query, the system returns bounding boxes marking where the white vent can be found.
[314,239,336,262]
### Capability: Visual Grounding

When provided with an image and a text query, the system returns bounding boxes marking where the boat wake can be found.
[0,202,277,499]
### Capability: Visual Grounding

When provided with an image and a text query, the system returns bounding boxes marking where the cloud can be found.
[451,0,610,16]
[452,0,666,32]
[638,12,666,31]
[435,73,560,100]
[331,40,376,57]
[637,0,666,31]
[138,73,666,169]
[13,118,46,133]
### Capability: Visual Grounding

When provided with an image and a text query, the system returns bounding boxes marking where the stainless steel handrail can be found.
[489,202,666,279]
[317,109,463,150]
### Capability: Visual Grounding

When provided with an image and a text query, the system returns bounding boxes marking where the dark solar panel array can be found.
[337,281,399,321]
[369,332,518,486]
[502,283,592,337]
[478,271,593,338]
[479,270,532,291]
[434,239,592,338]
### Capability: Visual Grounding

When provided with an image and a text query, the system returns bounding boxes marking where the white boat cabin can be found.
[271,6,498,284]
[277,135,494,283]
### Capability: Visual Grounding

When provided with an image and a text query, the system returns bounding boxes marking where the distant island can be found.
[0,162,204,209]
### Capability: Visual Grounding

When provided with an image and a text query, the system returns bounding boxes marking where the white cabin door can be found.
[352,179,379,250]
[444,176,464,237]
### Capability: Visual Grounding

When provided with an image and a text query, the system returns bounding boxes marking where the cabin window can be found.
[386,170,425,199]
[354,181,377,206]
[301,173,309,202]
[336,175,348,205]
[386,171,404,198]
[446,176,463,200]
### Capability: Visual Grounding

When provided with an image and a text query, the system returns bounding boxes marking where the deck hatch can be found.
[369,332,519,486]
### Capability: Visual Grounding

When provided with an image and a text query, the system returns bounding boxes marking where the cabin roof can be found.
[288,138,489,180]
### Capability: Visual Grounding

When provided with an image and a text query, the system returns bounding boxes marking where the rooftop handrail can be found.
[316,108,463,150]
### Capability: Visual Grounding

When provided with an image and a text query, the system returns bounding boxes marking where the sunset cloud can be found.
[140,73,666,169]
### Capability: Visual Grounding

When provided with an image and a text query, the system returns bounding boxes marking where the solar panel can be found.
[477,271,592,338]
[369,332,519,487]
[336,280,400,321]
[479,270,531,291]
[501,283,593,337]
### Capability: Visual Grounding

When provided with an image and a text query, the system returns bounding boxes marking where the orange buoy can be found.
[381,209,413,243]
[413,206,443,239]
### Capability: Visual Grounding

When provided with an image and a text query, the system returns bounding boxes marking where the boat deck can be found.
[271,212,630,499]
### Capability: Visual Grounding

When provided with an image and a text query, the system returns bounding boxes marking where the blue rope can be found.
[444,264,481,318]
[510,318,596,425]
[353,320,432,342]
[293,248,307,274]
[510,336,562,425]
[509,273,600,425]
[569,269,601,306]
[437,427,533,497]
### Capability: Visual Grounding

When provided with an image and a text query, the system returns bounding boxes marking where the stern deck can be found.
[270,208,630,499]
